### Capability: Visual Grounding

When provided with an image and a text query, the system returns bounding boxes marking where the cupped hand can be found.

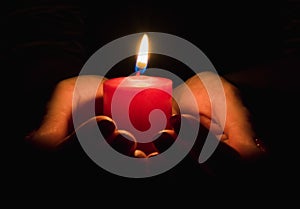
[26,72,267,161]
[26,75,107,148]
[173,71,266,160]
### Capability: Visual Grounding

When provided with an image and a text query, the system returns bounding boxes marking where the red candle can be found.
[103,76,172,134]
[102,34,173,143]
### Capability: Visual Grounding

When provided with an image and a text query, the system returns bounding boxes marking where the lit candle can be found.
[103,34,173,142]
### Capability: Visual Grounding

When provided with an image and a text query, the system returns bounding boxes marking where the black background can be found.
[4,0,300,203]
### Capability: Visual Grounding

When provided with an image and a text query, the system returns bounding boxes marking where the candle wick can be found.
[135,65,146,76]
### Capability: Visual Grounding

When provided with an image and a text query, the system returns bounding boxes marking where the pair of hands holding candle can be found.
[26,71,267,162]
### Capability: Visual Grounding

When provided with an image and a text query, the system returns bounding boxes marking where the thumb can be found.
[26,75,107,149]
[26,78,76,149]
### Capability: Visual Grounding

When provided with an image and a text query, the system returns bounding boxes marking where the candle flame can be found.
[135,34,149,74]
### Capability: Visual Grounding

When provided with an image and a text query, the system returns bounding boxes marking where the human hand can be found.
[173,71,267,161]
[26,72,266,162]
[24,74,172,157]
[25,75,107,149]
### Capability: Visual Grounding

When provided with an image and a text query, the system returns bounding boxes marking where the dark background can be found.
[4,0,300,202]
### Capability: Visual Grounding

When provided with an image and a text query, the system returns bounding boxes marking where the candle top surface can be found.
[104,75,172,88]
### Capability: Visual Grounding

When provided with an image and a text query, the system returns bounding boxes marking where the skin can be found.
[173,72,265,160]
[25,72,266,161]
[26,75,107,148]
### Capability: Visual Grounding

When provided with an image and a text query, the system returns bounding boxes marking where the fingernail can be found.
[96,115,117,139]
[108,130,137,157]
[134,149,147,158]
[147,152,159,158]
[153,129,177,153]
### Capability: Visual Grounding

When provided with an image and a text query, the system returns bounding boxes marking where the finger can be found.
[26,75,106,149]
[174,72,264,160]
[71,75,107,126]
